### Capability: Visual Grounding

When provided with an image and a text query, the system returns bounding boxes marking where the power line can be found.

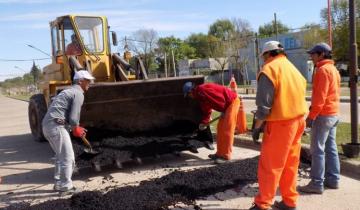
[27,44,51,57]
[0,74,25,76]
[0,58,51,62]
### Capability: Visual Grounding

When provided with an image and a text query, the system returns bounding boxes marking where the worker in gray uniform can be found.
[42,70,95,194]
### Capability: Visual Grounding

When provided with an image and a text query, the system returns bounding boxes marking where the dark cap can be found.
[307,42,332,54]
[183,81,194,97]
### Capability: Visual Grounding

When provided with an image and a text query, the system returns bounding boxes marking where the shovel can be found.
[81,136,100,155]
[190,115,222,138]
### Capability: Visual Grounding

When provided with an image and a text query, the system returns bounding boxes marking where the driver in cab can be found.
[66,34,82,56]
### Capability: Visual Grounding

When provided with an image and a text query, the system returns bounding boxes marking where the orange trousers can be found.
[254,116,305,209]
[216,98,240,160]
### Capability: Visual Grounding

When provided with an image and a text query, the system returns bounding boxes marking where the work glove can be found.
[220,112,225,118]
[198,123,208,131]
[72,126,87,138]
[252,120,265,144]
[252,127,262,144]
[306,117,313,128]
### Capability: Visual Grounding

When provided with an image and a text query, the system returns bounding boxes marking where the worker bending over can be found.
[250,41,307,210]
[183,82,240,164]
[42,70,94,194]
[298,43,340,194]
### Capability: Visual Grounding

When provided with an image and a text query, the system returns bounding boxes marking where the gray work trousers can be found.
[42,121,75,190]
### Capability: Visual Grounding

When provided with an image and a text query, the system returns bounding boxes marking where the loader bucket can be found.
[80,76,205,136]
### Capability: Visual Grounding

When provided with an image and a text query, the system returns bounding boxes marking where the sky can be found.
[0,0,328,81]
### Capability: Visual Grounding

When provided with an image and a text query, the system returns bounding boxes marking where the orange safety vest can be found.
[259,54,307,121]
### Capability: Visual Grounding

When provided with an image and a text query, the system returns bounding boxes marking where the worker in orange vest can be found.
[183,82,240,164]
[229,74,247,134]
[249,41,307,210]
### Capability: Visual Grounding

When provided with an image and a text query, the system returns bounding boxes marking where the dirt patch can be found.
[5,156,259,210]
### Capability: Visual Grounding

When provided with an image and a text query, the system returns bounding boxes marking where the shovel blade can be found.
[84,147,100,155]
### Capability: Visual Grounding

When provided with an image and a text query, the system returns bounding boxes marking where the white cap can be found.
[73,70,95,81]
[261,41,284,55]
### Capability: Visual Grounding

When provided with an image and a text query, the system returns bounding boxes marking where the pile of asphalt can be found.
[5,156,259,210]
[73,127,213,170]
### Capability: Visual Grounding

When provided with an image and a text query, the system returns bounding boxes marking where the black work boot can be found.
[208,154,219,160]
[273,201,297,210]
[249,203,270,210]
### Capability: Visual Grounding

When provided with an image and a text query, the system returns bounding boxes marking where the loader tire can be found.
[28,94,47,142]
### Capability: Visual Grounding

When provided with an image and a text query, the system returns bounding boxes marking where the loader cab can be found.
[44,15,114,85]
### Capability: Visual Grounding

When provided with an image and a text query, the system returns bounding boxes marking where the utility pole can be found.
[171,49,176,77]
[274,13,278,41]
[254,33,260,74]
[342,0,360,158]
[327,0,333,48]
[164,52,167,77]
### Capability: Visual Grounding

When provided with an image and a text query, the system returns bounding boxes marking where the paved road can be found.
[242,98,359,123]
[0,94,359,209]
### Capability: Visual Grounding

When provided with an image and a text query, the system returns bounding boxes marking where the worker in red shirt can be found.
[250,41,307,210]
[298,43,340,194]
[183,82,240,164]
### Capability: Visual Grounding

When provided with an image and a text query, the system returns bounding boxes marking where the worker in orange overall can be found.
[229,74,247,134]
[183,82,240,164]
[249,41,307,210]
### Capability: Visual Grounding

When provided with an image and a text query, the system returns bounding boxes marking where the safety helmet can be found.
[261,41,284,55]
[183,81,194,97]
[307,42,332,54]
[73,70,95,81]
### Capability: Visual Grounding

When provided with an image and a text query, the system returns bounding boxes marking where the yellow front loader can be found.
[28,15,212,169]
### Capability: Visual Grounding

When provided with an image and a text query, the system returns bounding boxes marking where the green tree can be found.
[206,35,229,85]
[185,33,212,58]
[157,36,196,74]
[129,29,159,72]
[30,61,41,85]
[299,23,327,50]
[320,0,360,61]
[208,19,235,41]
[230,18,254,85]
[23,73,34,86]
[158,36,196,59]
[258,20,290,38]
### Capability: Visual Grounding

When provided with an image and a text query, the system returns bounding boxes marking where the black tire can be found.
[28,94,47,142]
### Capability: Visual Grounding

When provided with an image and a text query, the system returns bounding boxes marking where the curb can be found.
[233,135,360,180]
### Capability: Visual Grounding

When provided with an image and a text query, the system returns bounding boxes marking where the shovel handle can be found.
[208,115,222,125]
[81,136,92,148]
[191,115,222,137]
